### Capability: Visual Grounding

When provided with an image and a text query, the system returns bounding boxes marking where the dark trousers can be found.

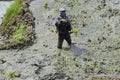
[57,33,71,49]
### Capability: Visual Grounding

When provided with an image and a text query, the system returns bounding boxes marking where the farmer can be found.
[55,8,72,49]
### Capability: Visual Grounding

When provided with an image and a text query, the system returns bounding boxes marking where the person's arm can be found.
[69,25,73,34]
[55,22,59,32]
[55,17,61,32]
[69,23,72,30]
[66,17,73,34]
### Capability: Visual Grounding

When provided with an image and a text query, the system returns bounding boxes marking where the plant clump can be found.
[43,2,48,8]
[7,71,21,78]
[72,28,79,36]
[11,23,27,43]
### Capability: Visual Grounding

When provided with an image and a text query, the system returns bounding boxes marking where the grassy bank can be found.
[2,0,21,26]
[0,0,22,35]
[0,0,35,49]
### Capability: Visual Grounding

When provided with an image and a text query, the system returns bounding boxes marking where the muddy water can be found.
[0,1,12,25]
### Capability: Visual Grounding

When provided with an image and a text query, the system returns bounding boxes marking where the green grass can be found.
[43,2,48,8]
[11,23,26,43]
[2,0,22,26]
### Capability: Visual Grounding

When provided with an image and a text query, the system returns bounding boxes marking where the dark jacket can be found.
[55,16,72,34]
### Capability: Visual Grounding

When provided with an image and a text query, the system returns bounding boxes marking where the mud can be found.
[0,0,120,80]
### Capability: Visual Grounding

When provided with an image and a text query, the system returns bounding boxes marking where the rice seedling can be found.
[7,71,15,78]
[97,62,101,69]
[11,23,26,43]
[109,66,113,73]
[43,2,48,8]
[72,28,79,36]
[117,67,120,73]
[7,71,21,79]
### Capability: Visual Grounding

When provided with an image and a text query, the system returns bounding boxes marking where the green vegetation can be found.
[7,71,21,78]
[2,0,22,26]
[52,49,120,79]
[7,71,15,78]
[0,0,35,49]
[11,23,26,43]
[43,2,48,8]
[72,28,79,36]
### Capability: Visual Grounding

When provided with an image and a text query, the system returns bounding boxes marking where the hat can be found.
[59,8,66,12]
